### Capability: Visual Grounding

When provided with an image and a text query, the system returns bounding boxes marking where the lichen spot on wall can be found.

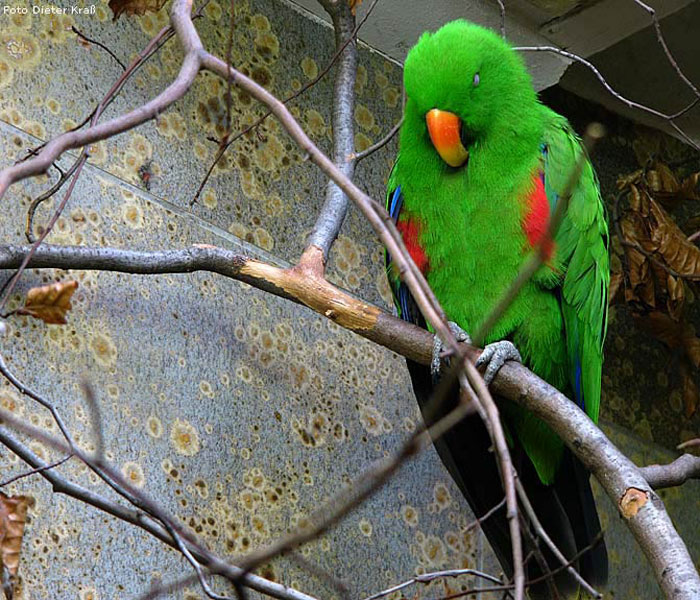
[204,0,222,21]
[355,104,375,131]
[122,202,145,229]
[1,28,41,71]
[201,188,217,209]
[355,64,367,95]
[0,60,13,89]
[433,482,452,513]
[300,56,318,80]
[199,379,215,398]
[401,505,419,527]
[146,415,163,438]
[89,331,117,367]
[355,133,373,154]
[358,403,392,435]
[359,518,373,537]
[79,587,98,600]
[121,461,145,488]
[170,418,201,456]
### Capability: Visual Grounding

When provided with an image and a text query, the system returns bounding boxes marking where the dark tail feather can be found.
[552,450,609,590]
[405,359,608,599]
[406,359,515,575]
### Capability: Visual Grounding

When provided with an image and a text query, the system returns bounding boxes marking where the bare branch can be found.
[192,0,380,205]
[630,0,700,100]
[2,240,699,595]
[305,0,359,261]
[491,364,700,599]
[513,45,699,151]
[677,438,700,451]
[0,35,201,199]
[471,123,604,347]
[458,368,524,600]
[639,454,700,489]
[351,116,403,162]
[0,453,73,488]
[361,568,504,600]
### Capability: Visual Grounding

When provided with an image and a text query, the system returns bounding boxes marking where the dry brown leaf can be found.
[17,280,78,325]
[109,0,167,20]
[647,162,679,194]
[648,197,700,277]
[348,0,362,14]
[0,493,28,600]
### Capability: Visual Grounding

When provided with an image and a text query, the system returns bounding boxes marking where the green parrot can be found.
[385,20,609,598]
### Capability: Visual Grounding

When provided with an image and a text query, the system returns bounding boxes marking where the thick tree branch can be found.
[305,0,358,262]
[0,242,432,364]
[1,241,698,597]
[491,369,700,599]
[639,454,700,489]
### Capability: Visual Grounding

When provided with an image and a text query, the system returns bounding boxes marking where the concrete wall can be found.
[0,1,697,599]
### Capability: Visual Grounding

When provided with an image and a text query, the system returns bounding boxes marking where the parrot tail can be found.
[405,359,608,599]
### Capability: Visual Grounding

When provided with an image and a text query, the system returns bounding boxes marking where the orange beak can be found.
[426,108,470,168]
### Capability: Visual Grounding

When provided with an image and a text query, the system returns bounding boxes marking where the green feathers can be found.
[388,20,609,484]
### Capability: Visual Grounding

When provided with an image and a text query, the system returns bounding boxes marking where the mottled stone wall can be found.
[0,1,697,599]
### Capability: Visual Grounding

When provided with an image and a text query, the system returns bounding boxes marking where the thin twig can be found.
[0,453,74,487]
[134,574,200,600]
[25,157,83,243]
[191,0,381,205]
[362,568,504,600]
[630,0,700,100]
[471,123,605,346]
[81,380,105,462]
[0,425,317,600]
[71,26,127,70]
[0,410,312,600]
[677,438,700,451]
[515,479,601,598]
[494,0,506,39]
[462,497,507,534]
[513,45,699,151]
[351,116,403,162]
[287,552,350,600]
[233,394,477,579]
[458,368,524,600]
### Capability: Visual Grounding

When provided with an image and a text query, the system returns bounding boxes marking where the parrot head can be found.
[403,20,538,169]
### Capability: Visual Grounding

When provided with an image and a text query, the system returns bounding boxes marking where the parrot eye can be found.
[473,72,480,87]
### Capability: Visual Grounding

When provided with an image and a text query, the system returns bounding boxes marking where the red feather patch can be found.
[523,173,554,260]
[396,218,430,274]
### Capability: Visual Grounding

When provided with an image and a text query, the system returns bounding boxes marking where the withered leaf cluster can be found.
[0,493,28,600]
[16,280,78,325]
[614,161,700,416]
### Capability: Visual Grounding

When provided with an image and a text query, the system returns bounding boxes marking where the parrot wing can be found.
[542,115,610,425]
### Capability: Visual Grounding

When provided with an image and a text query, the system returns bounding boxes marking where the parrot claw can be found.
[475,340,521,385]
[431,321,472,379]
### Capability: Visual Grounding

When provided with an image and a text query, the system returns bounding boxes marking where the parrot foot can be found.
[431,321,471,379]
[475,340,522,385]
